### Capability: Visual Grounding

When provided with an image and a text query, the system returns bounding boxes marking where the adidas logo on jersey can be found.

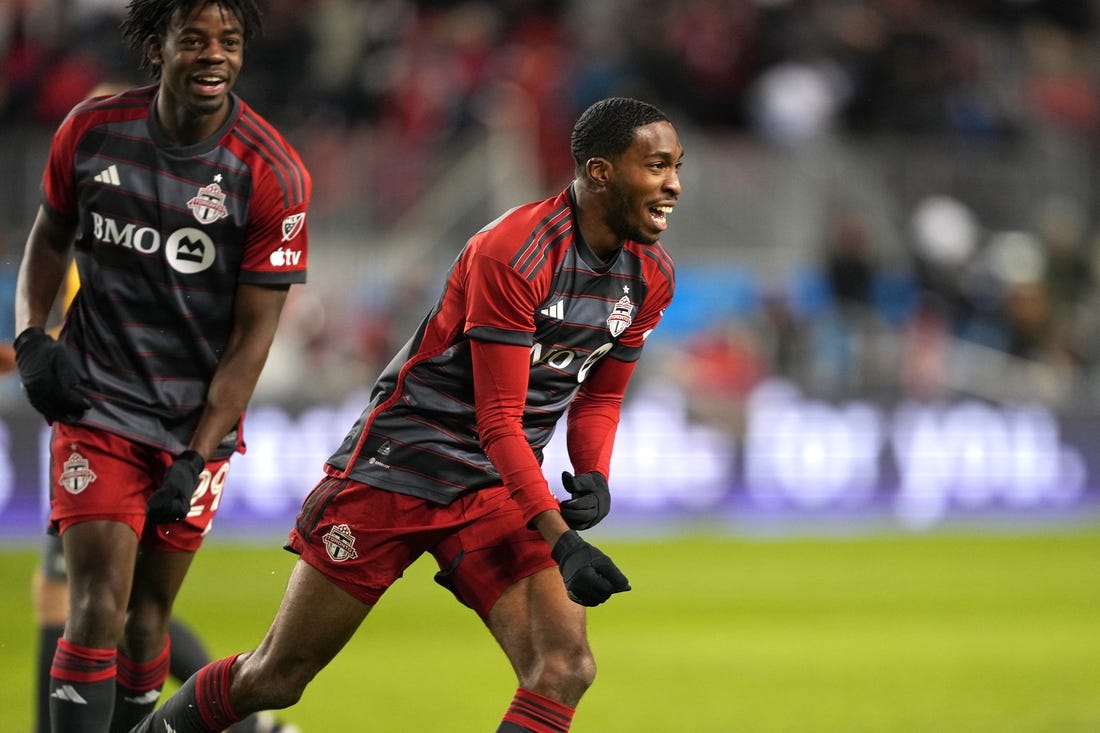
[94,164,121,186]
[539,300,565,320]
[50,684,88,704]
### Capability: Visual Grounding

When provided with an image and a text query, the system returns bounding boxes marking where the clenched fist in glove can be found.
[559,471,611,530]
[14,327,90,422]
[551,529,631,607]
[146,450,205,523]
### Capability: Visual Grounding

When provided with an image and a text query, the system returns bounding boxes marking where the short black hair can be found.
[121,0,263,78]
[570,97,670,171]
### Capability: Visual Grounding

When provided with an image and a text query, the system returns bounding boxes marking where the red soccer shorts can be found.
[50,423,229,552]
[287,478,558,620]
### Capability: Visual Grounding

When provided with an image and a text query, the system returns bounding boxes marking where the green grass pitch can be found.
[1,527,1098,732]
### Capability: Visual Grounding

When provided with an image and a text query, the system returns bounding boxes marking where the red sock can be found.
[114,640,172,729]
[49,639,117,731]
[194,654,244,730]
[501,687,575,733]
[117,639,171,693]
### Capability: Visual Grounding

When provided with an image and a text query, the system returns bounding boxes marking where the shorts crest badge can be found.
[58,451,97,495]
[323,523,359,562]
[607,295,634,338]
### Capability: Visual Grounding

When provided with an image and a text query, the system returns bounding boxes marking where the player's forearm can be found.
[480,429,561,524]
[187,333,273,458]
[566,356,633,475]
[470,338,561,523]
[531,509,570,545]
[185,283,288,458]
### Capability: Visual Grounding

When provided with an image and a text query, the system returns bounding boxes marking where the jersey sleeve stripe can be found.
[234,110,306,206]
[642,244,676,293]
[230,127,297,209]
[239,111,307,202]
[512,206,572,278]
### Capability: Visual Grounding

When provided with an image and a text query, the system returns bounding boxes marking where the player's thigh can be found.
[130,545,195,610]
[125,546,197,654]
[430,485,557,621]
[237,559,372,694]
[486,566,589,676]
[61,520,141,644]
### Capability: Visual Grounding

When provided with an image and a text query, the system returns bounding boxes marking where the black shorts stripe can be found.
[296,477,348,536]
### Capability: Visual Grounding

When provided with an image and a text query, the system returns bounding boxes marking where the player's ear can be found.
[585,157,612,189]
[146,34,163,68]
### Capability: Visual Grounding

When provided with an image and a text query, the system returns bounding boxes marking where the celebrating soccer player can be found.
[11,1,311,730]
[131,96,682,733]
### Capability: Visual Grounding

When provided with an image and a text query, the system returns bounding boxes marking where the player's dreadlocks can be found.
[570,98,670,172]
[121,0,263,78]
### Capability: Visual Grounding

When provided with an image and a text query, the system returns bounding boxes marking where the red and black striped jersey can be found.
[43,85,311,457]
[325,185,675,504]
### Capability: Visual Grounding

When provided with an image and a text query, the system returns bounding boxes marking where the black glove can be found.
[146,450,205,523]
[551,529,630,607]
[559,471,611,530]
[13,326,90,422]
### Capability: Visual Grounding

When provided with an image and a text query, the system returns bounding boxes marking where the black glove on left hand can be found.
[13,326,90,422]
[551,529,631,607]
[559,471,610,530]
[146,450,205,523]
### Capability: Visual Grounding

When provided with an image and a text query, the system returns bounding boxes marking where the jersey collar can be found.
[147,93,242,156]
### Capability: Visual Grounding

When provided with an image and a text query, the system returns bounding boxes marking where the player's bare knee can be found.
[67,591,128,646]
[524,645,596,696]
[565,647,597,692]
[121,612,170,659]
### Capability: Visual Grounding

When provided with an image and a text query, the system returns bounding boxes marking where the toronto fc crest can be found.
[323,523,359,562]
[187,181,230,224]
[58,451,97,495]
[607,295,635,338]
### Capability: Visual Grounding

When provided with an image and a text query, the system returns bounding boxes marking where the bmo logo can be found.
[90,213,215,274]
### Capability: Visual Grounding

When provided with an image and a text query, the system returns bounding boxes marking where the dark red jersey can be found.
[325,185,675,505]
[42,85,310,457]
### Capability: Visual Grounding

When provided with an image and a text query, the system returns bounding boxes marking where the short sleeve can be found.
[463,249,541,345]
[238,163,311,286]
[41,115,82,222]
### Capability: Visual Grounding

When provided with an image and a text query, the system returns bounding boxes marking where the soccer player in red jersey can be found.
[11,1,311,730]
[132,96,682,733]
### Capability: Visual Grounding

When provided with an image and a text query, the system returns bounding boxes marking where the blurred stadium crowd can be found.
[3,0,1100,417]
